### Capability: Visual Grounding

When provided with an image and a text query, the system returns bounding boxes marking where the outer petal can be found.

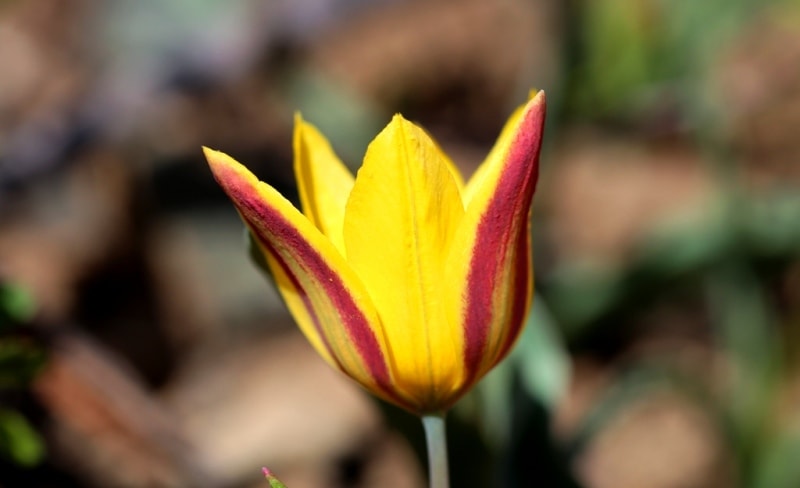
[203,147,408,408]
[293,114,354,255]
[343,115,466,411]
[445,92,546,399]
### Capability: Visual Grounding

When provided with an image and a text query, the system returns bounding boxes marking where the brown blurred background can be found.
[1,0,800,487]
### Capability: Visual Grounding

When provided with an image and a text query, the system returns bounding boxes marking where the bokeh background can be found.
[2,0,800,487]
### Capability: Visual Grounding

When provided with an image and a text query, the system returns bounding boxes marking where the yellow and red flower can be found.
[204,91,546,414]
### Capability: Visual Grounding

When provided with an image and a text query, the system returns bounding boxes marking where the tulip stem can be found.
[422,413,450,488]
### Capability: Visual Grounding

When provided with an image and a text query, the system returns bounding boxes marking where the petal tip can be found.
[293,111,305,128]
[202,147,255,194]
[202,146,231,170]
[202,146,229,176]
[201,145,216,160]
[389,113,410,127]
[517,90,547,140]
[529,89,546,110]
[527,88,545,99]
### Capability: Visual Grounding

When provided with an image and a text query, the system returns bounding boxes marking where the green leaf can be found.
[469,350,514,448]
[514,296,570,410]
[0,284,35,331]
[706,265,780,464]
[545,263,625,336]
[752,428,800,488]
[466,295,570,448]
[0,409,45,467]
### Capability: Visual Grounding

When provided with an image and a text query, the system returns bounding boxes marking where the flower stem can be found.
[422,413,450,488]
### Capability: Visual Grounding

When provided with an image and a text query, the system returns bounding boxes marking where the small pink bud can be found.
[262,467,288,488]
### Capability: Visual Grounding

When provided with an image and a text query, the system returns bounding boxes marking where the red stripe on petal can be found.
[462,99,544,382]
[257,234,344,370]
[206,159,408,408]
[232,189,407,406]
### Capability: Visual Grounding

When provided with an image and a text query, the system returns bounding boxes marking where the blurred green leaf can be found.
[707,264,781,469]
[514,296,570,411]
[572,0,660,117]
[468,353,514,449]
[0,284,35,331]
[467,296,570,448]
[752,428,800,488]
[636,207,731,277]
[744,193,800,257]
[0,409,45,467]
[546,263,624,336]
[569,0,771,122]
[545,192,800,344]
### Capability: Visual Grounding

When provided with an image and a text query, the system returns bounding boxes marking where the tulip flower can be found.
[204,91,545,488]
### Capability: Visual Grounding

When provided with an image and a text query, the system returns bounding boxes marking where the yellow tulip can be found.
[203,91,546,415]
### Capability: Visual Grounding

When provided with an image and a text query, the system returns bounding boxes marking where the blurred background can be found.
[1,0,800,487]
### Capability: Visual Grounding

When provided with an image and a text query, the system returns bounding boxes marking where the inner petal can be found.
[294,115,355,255]
[343,115,466,405]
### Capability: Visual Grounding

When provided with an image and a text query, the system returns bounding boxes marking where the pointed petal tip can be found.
[515,90,547,147]
[382,113,425,141]
[202,147,258,198]
[201,145,216,160]
[202,146,233,170]
[293,111,306,127]
[529,88,545,99]
[389,113,410,126]
[202,146,228,174]
[293,113,326,146]
[527,89,546,111]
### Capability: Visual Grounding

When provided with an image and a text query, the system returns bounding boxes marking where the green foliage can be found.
[752,428,800,488]
[0,282,46,468]
[571,0,661,118]
[0,409,45,467]
[567,0,771,122]
[545,193,800,338]
[514,298,571,413]
[538,187,800,487]
[0,284,43,389]
[0,284,35,332]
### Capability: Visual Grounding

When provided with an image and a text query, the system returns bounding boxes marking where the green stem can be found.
[422,413,450,488]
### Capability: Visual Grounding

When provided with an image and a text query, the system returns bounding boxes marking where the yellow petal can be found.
[293,114,355,255]
[422,127,466,196]
[343,115,466,409]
